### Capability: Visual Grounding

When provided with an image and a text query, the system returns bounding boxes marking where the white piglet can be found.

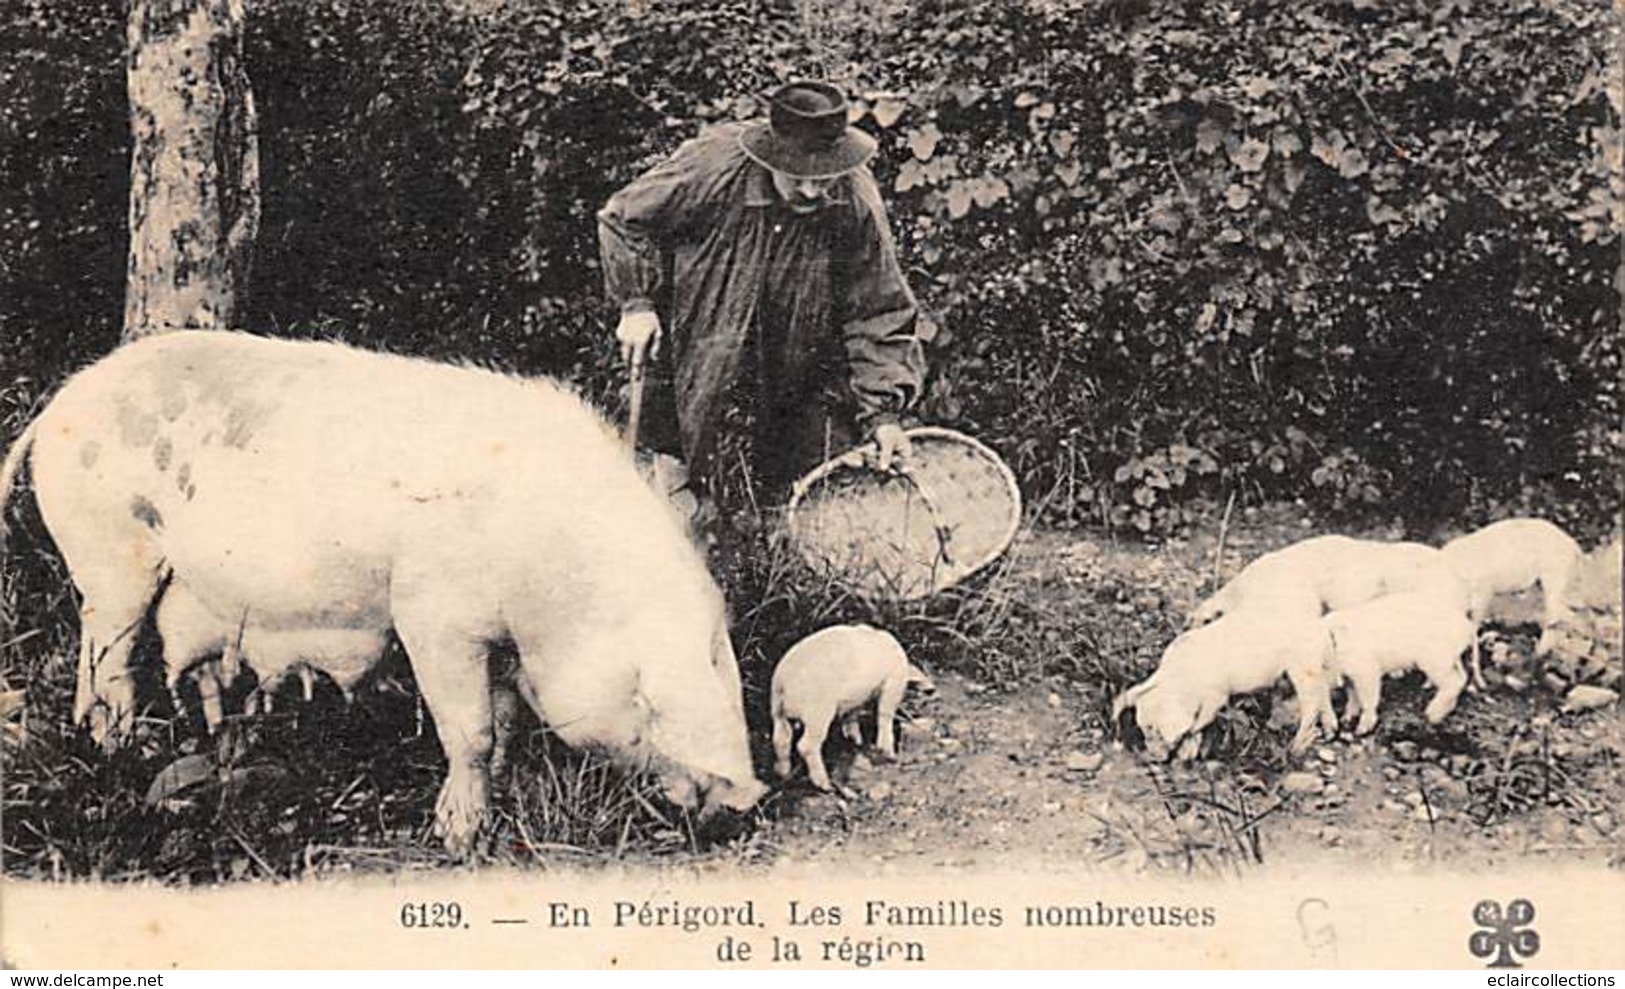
[1191,537,1463,628]
[771,624,935,793]
[1440,518,1584,657]
[1113,609,1337,761]
[1322,590,1478,734]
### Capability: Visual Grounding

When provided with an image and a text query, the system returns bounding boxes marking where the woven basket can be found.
[785,427,1022,601]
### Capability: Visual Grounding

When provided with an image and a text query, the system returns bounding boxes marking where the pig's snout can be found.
[693,803,758,846]
[693,777,767,845]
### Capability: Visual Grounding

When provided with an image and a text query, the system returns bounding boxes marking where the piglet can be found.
[1440,518,1584,658]
[771,624,935,794]
[1113,607,1336,761]
[1190,536,1464,630]
[1322,589,1478,734]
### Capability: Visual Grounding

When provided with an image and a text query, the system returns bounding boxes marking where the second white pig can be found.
[1322,590,1479,734]
[1113,608,1336,761]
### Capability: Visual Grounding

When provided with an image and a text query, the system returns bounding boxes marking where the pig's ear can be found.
[661,772,700,810]
[1111,679,1154,720]
[710,615,745,705]
[642,692,754,789]
[906,663,935,689]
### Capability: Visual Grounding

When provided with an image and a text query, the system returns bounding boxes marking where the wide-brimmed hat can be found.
[738,81,877,180]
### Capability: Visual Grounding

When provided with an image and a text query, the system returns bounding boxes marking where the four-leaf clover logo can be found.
[1470,899,1540,968]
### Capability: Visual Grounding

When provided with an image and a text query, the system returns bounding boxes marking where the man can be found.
[597,80,927,514]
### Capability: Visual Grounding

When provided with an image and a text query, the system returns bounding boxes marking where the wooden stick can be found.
[1212,489,1237,593]
[626,345,646,451]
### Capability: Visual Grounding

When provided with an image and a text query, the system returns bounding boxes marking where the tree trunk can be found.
[123,0,259,341]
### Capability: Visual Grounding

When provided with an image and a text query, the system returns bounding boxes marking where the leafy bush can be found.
[2,0,1618,534]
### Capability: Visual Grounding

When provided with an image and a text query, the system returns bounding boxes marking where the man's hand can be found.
[616,310,662,364]
[868,421,914,473]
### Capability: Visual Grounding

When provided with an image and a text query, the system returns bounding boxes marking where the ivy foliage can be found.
[2,0,1619,535]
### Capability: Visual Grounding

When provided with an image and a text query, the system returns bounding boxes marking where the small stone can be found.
[1064,750,1104,773]
[1505,674,1530,692]
[868,781,894,801]
[1393,741,1419,762]
[908,716,937,734]
[1316,746,1338,764]
[1562,685,1619,713]
[1046,692,1063,709]
[1281,771,1323,795]
[1042,801,1062,814]
[1421,746,1440,762]
[1319,826,1342,846]
[1382,766,1402,782]
[1591,811,1617,835]
[1403,791,1425,808]
[1434,777,1470,802]
[939,737,961,751]
[1411,803,1438,823]
[964,682,986,695]
[1134,594,1162,611]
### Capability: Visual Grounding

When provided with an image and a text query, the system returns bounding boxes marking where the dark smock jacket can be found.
[597,122,926,495]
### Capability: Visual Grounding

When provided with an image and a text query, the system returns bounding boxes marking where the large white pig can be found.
[0,330,766,851]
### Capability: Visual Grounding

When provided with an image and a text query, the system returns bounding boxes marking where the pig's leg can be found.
[1465,631,1486,692]
[1340,676,1362,728]
[72,562,163,751]
[245,687,270,716]
[1316,684,1339,738]
[797,707,837,791]
[1534,562,1578,658]
[395,620,495,854]
[1283,677,1328,755]
[489,682,523,781]
[1175,733,1203,761]
[196,663,226,733]
[1342,667,1382,736]
[1423,660,1467,725]
[1175,694,1223,761]
[874,673,908,761]
[841,716,864,746]
[1283,665,1337,752]
[771,711,796,779]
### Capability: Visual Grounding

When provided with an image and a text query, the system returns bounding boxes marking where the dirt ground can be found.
[748,519,1625,878]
